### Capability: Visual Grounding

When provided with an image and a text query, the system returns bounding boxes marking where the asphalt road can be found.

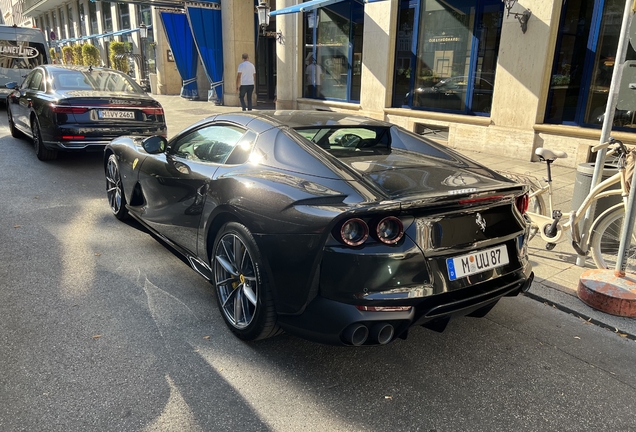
[1,108,636,432]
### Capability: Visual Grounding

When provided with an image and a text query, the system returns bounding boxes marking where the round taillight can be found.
[376,216,404,244]
[515,194,529,215]
[340,218,369,246]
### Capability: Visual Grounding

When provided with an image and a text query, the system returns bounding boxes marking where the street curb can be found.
[524,291,636,342]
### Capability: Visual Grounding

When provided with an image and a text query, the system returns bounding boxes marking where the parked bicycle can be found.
[511,138,636,272]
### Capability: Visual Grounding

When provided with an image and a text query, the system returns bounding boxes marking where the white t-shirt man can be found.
[237,60,256,86]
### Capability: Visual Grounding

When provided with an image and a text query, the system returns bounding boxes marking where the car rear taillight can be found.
[375,216,404,245]
[356,306,412,312]
[142,107,164,115]
[51,105,89,114]
[60,135,85,140]
[340,218,369,246]
[515,193,529,214]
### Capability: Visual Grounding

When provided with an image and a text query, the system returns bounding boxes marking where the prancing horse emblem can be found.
[475,213,486,232]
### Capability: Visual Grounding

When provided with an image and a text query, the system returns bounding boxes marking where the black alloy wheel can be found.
[7,108,23,138]
[212,222,280,341]
[105,154,129,220]
[31,117,57,161]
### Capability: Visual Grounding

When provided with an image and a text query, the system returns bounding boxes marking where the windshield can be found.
[50,69,144,93]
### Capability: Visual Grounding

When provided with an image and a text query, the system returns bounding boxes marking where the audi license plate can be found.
[99,110,135,119]
[446,245,509,281]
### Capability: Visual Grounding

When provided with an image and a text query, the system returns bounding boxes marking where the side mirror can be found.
[142,135,168,154]
[5,82,18,90]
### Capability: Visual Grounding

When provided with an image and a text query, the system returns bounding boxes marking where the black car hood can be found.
[338,152,514,200]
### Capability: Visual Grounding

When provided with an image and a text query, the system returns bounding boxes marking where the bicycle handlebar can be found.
[591,137,627,155]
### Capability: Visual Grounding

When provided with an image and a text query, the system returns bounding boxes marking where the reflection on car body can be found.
[406,75,494,113]
[104,111,533,346]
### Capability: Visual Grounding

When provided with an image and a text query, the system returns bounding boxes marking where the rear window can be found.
[0,40,48,69]
[50,69,144,93]
[294,125,456,161]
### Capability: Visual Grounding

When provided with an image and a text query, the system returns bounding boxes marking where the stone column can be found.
[359,0,396,117]
[275,0,301,109]
[221,0,257,107]
[489,0,562,159]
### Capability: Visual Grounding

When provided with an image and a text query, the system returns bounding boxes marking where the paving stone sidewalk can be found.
[152,94,636,338]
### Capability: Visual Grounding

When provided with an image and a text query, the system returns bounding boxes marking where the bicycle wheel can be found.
[589,204,636,272]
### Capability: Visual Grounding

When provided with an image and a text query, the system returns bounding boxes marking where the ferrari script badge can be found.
[475,213,486,232]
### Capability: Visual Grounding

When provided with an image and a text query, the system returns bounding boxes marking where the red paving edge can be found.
[577,269,636,317]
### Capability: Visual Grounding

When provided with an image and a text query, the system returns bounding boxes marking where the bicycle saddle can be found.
[535,147,568,161]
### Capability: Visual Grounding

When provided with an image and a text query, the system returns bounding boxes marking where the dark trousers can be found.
[239,85,254,111]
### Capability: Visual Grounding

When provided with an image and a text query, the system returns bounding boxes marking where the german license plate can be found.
[99,110,135,119]
[446,245,509,281]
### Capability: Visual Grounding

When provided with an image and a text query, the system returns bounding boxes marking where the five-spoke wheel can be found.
[7,108,23,138]
[213,222,279,340]
[31,117,57,161]
[105,154,129,220]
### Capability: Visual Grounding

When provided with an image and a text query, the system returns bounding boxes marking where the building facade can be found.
[6,0,634,168]
[274,0,636,167]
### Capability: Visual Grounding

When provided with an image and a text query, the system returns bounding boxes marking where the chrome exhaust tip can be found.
[342,324,369,346]
[370,323,394,345]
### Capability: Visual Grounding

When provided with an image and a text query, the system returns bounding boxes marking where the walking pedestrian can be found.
[236,53,256,111]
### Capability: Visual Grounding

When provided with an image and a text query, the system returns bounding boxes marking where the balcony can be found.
[23,0,68,15]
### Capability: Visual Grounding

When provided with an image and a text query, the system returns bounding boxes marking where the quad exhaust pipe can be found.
[342,324,369,346]
[342,322,395,346]
[370,323,394,345]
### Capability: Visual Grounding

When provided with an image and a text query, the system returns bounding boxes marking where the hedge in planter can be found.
[109,42,129,74]
[72,44,83,65]
[62,46,73,65]
[82,44,101,67]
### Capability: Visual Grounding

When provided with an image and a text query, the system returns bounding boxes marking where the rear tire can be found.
[212,222,280,341]
[7,108,23,138]
[589,205,636,272]
[105,154,129,220]
[32,117,57,161]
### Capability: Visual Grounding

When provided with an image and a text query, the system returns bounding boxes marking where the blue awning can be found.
[186,3,224,103]
[270,0,386,16]
[160,11,199,99]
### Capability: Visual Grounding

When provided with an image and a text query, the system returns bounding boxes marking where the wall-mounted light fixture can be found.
[256,2,270,34]
[256,1,284,44]
[502,0,531,34]
[139,23,148,39]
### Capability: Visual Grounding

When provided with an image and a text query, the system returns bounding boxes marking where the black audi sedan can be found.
[6,65,166,161]
[104,111,533,346]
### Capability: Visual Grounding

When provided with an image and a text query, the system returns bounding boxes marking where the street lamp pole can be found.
[138,23,149,91]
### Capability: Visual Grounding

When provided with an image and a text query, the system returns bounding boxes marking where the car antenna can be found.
[88,65,93,72]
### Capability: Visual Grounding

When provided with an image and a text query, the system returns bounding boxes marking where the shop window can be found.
[118,3,131,30]
[547,0,636,130]
[78,3,85,37]
[88,2,98,35]
[103,4,113,33]
[303,0,364,102]
[59,8,66,40]
[67,5,75,39]
[392,0,502,115]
